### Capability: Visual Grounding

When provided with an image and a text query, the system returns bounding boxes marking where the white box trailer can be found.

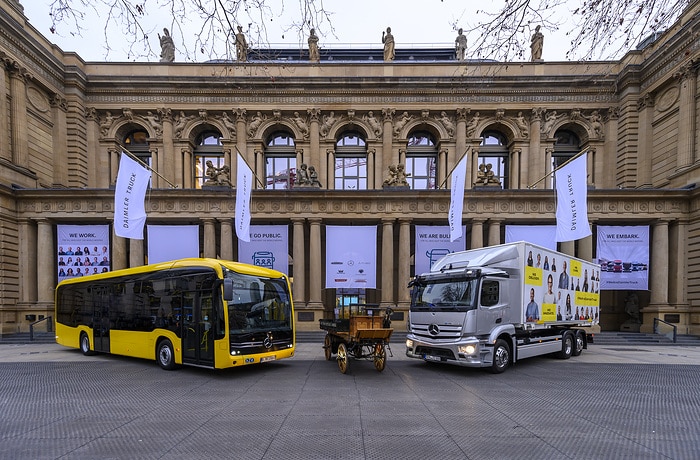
[405,241,600,373]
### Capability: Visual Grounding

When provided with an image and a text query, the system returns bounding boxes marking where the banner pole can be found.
[116,143,178,189]
[438,148,471,190]
[527,148,588,189]
[233,146,266,189]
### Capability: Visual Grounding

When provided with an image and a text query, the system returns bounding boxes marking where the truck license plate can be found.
[260,355,276,363]
[423,354,442,362]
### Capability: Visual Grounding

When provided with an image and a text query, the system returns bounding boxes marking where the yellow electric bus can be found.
[55,258,295,370]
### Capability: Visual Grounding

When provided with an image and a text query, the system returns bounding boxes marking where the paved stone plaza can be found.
[1,342,699,459]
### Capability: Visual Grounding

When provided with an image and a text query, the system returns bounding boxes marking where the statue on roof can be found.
[382,27,395,61]
[159,28,175,62]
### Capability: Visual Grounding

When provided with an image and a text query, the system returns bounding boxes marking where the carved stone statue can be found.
[474,163,500,187]
[320,111,337,137]
[393,111,413,137]
[382,164,410,188]
[292,112,309,138]
[363,111,382,137]
[455,28,467,61]
[235,26,248,62]
[436,111,455,137]
[515,111,529,138]
[295,163,322,188]
[620,291,641,332]
[203,160,233,187]
[382,27,395,61]
[530,25,544,61]
[466,112,480,137]
[247,111,266,137]
[159,28,175,62]
[308,28,320,62]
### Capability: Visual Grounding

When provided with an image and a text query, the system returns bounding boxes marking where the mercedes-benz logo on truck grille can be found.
[428,324,440,336]
[263,333,273,349]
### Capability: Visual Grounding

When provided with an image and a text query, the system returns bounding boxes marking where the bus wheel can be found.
[490,339,510,374]
[558,332,574,359]
[157,339,177,370]
[80,332,94,356]
[573,330,584,356]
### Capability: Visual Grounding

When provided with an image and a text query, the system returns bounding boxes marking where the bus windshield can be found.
[410,278,478,312]
[224,270,293,340]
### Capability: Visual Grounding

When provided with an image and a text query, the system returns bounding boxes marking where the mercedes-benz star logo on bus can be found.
[263,333,273,349]
[428,324,440,336]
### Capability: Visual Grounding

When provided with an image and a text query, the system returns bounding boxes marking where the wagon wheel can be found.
[337,342,349,374]
[373,343,386,372]
[324,334,333,361]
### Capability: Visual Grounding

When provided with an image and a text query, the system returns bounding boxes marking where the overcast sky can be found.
[21,0,580,62]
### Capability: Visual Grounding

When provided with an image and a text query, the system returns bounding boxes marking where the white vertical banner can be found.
[114,153,151,239]
[449,154,468,242]
[415,225,466,274]
[597,226,649,291]
[238,225,289,274]
[505,225,557,251]
[147,225,200,264]
[325,226,377,289]
[555,153,591,242]
[57,225,110,281]
[236,152,253,242]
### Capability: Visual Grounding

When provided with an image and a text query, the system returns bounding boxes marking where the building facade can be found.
[1,0,699,335]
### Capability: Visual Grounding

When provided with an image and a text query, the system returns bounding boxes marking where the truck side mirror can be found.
[222,279,234,301]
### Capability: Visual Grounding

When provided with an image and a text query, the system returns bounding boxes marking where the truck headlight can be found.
[405,339,414,348]
[458,344,476,355]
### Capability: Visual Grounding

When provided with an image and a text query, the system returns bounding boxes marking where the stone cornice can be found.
[14,188,691,222]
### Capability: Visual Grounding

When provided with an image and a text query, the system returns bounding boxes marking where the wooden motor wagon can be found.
[319,304,394,374]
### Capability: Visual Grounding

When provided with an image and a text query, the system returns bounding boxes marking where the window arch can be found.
[265,131,296,189]
[479,130,509,189]
[406,131,437,189]
[124,129,151,166]
[552,130,581,187]
[194,130,224,189]
[335,131,367,190]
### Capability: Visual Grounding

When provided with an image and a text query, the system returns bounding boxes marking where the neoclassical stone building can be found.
[1,0,699,335]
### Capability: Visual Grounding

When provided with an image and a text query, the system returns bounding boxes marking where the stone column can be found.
[308,218,323,309]
[109,148,120,187]
[631,98,651,188]
[202,218,216,258]
[578,230,593,262]
[471,219,484,249]
[487,219,502,246]
[36,219,54,303]
[511,148,521,189]
[308,108,320,168]
[292,218,306,306]
[544,148,553,189]
[18,219,37,303]
[129,239,144,268]
[159,108,175,186]
[112,233,127,270]
[669,219,688,306]
[51,95,69,187]
[650,220,669,305]
[560,240,575,257]
[325,149,334,190]
[381,218,395,307]
[181,148,193,189]
[7,62,30,168]
[528,108,543,188]
[455,108,468,182]
[367,148,375,189]
[219,218,233,260]
[151,148,160,189]
[603,107,620,188]
[674,63,697,169]
[381,109,394,189]
[470,147,480,187]
[0,61,8,162]
[398,218,411,307]
[234,108,248,178]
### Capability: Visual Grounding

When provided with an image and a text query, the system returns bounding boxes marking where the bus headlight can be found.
[458,344,476,355]
[405,339,414,348]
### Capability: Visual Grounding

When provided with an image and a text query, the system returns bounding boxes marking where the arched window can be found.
[265,131,296,190]
[406,131,437,189]
[335,131,367,190]
[194,131,224,189]
[479,131,509,189]
[124,130,150,166]
[552,130,581,187]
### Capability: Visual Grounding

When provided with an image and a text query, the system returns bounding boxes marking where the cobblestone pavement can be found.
[1,342,699,459]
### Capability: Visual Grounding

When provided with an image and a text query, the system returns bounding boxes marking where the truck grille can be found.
[410,323,462,341]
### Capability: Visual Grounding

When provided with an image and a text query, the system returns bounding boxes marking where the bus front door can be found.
[181,293,214,367]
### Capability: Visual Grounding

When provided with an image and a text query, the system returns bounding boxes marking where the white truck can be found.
[405,241,600,373]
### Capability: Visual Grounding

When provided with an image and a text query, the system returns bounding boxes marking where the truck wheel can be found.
[324,334,333,360]
[573,330,584,356]
[490,339,510,374]
[558,332,573,359]
[337,343,349,374]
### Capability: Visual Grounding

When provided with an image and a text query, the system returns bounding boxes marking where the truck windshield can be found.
[410,279,478,312]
